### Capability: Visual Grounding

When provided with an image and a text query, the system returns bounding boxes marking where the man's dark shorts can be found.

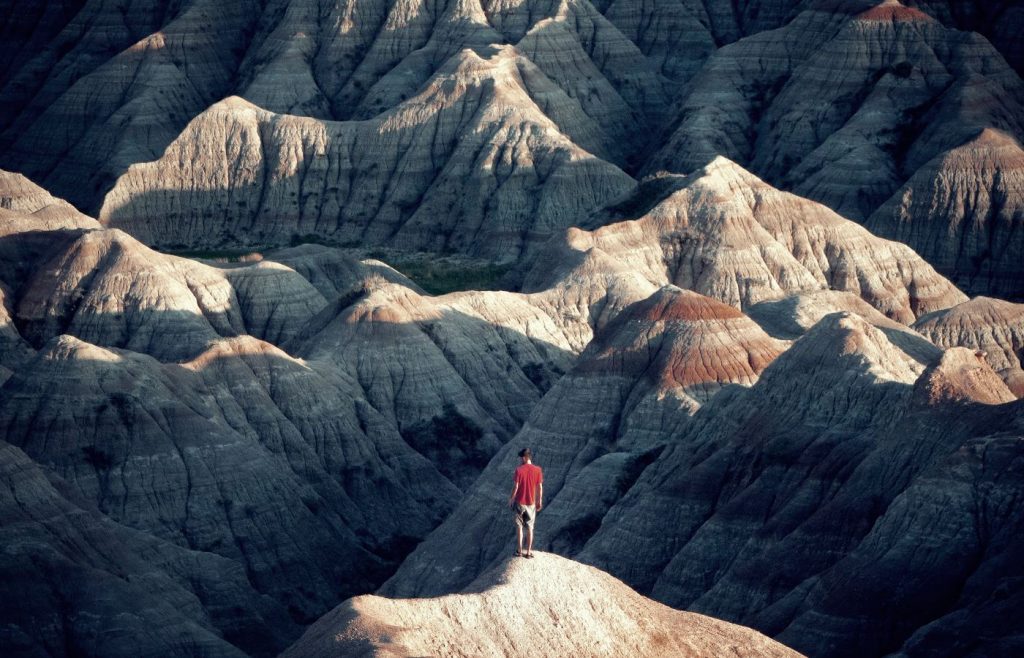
[513,503,536,529]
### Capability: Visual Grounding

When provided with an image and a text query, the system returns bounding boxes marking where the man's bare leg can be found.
[516,525,524,555]
[526,526,534,557]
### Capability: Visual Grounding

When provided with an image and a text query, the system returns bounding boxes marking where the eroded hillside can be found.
[1,1,1023,657]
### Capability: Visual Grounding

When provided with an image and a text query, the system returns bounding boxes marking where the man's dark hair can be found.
[518,447,532,459]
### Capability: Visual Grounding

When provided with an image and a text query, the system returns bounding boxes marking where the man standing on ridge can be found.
[509,447,543,558]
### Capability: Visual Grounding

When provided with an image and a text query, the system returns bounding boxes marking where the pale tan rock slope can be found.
[914,296,1024,397]
[0,169,95,226]
[525,157,967,323]
[283,553,802,658]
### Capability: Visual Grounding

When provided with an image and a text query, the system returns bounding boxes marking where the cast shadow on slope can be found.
[0,285,577,646]
[0,438,296,658]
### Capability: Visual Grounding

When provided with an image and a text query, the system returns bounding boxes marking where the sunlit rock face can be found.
[283,553,803,658]
[96,66,636,261]
[644,0,1024,294]
[1,151,998,657]
[1,0,661,255]
[914,296,1024,397]
[0,169,95,226]
[524,157,967,323]
[0,195,576,653]
[379,285,788,594]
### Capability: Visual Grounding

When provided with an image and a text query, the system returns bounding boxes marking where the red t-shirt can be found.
[513,463,543,505]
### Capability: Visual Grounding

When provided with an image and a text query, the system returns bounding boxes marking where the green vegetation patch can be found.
[365,250,513,295]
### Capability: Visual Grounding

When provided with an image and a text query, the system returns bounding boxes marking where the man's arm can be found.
[537,482,543,511]
[509,481,519,507]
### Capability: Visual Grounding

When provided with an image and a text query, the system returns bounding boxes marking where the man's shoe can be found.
[524,552,535,559]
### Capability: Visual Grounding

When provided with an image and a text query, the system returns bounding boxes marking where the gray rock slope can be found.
[866,128,1024,299]
[1,333,452,623]
[1,0,1021,297]
[905,0,1024,75]
[381,284,791,594]
[0,175,579,654]
[647,1,1024,294]
[0,439,294,657]
[651,1,1024,219]
[0,0,811,213]
[384,311,1024,658]
[0,156,1019,658]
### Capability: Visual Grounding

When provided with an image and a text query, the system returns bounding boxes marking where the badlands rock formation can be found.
[2,155,1005,657]
[1,0,664,223]
[866,128,1024,298]
[0,180,578,652]
[0,333,456,623]
[2,1,1024,656]
[0,439,294,657]
[97,55,636,260]
[0,0,264,211]
[524,158,967,323]
[651,1,1024,217]
[914,296,1024,397]
[645,0,1024,292]
[0,0,1017,295]
[385,312,1024,657]
[906,0,1024,74]
[283,553,802,658]
[0,169,94,226]
[381,284,788,594]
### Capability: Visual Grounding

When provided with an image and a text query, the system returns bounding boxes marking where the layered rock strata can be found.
[98,51,636,260]
[2,0,1022,300]
[866,128,1024,299]
[645,0,1024,295]
[385,312,1024,658]
[651,0,1024,219]
[913,296,1024,397]
[0,440,294,657]
[382,285,788,593]
[0,334,459,626]
[524,158,967,323]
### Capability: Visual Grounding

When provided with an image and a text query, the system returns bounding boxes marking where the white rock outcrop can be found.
[284,552,802,658]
